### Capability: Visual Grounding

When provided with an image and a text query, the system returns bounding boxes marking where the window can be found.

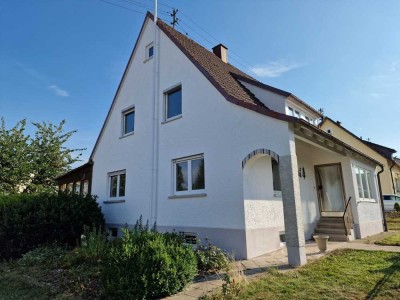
[272,159,281,197]
[67,182,73,192]
[309,118,314,125]
[108,171,126,199]
[354,166,375,201]
[395,178,400,194]
[83,180,89,196]
[122,108,135,136]
[74,181,81,194]
[295,110,300,118]
[288,107,294,116]
[173,155,204,194]
[60,184,66,192]
[304,116,310,122]
[327,129,332,135]
[145,42,154,60]
[165,86,182,121]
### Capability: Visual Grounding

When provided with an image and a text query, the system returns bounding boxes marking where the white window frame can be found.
[144,42,154,62]
[108,170,126,200]
[287,106,294,116]
[121,106,135,137]
[172,154,205,196]
[354,166,376,202]
[271,158,282,198]
[294,110,301,118]
[164,84,182,122]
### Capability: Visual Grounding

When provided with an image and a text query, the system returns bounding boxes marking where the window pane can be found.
[75,181,81,194]
[272,159,281,191]
[355,171,363,198]
[360,170,369,198]
[124,111,135,134]
[119,174,126,197]
[83,180,89,196]
[167,88,182,119]
[176,161,188,191]
[67,182,73,192]
[288,107,294,116]
[295,111,300,118]
[191,159,205,190]
[148,46,154,57]
[110,175,118,197]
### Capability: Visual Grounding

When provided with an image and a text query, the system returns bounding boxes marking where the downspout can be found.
[390,160,396,194]
[150,0,160,225]
[377,164,388,232]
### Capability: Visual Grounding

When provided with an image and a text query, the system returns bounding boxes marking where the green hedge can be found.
[102,227,197,299]
[0,192,105,259]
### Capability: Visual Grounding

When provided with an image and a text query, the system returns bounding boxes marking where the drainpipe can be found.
[150,0,160,225]
[377,164,388,232]
[390,160,396,194]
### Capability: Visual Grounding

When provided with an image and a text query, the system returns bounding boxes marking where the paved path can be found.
[166,234,400,299]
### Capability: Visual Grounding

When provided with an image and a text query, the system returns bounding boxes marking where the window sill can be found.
[168,193,207,199]
[143,56,153,63]
[162,115,182,124]
[358,198,377,203]
[120,132,134,139]
[103,200,126,204]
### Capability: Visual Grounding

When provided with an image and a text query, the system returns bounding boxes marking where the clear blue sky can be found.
[1,0,400,165]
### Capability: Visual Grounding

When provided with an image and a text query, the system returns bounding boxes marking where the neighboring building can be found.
[56,161,93,196]
[62,13,387,265]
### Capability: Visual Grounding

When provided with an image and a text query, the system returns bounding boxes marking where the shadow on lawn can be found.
[366,255,400,299]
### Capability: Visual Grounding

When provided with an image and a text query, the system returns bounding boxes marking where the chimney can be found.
[212,44,228,63]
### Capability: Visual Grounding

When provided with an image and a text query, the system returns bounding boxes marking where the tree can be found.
[0,118,32,194]
[0,118,83,194]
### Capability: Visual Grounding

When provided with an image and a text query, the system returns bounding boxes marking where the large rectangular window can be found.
[354,166,375,201]
[108,171,126,199]
[173,155,205,194]
[122,108,135,136]
[165,86,182,121]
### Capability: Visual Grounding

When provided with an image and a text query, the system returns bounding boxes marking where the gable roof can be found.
[363,140,397,160]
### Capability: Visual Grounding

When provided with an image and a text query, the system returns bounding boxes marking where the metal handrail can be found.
[342,197,352,240]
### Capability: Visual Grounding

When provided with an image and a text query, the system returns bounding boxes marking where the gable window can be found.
[145,42,154,61]
[109,170,126,199]
[272,159,282,197]
[165,86,182,121]
[354,166,375,201]
[173,155,204,194]
[288,107,294,116]
[122,107,135,136]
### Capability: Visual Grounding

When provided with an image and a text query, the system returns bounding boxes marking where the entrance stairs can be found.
[314,217,353,242]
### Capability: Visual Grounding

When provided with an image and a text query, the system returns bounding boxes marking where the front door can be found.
[315,164,346,217]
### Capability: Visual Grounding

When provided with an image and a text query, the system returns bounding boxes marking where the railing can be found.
[342,197,353,241]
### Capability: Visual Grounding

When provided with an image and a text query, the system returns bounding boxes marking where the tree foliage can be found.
[0,118,83,194]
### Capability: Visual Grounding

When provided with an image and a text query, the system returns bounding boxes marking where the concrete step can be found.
[319,217,344,223]
[317,222,346,229]
[324,234,349,242]
[315,227,349,235]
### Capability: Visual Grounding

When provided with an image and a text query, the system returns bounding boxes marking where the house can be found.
[56,161,93,195]
[319,118,400,197]
[63,13,387,266]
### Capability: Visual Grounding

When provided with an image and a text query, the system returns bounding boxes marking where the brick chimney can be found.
[212,44,228,63]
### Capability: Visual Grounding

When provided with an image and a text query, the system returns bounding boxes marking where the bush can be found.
[101,224,197,299]
[394,202,400,212]
[0,192,105,259]
[195,238,230,273]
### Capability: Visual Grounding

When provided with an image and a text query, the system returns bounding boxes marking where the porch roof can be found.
[294,120,383,167]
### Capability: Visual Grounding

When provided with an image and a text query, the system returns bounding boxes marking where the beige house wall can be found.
[391,164,400,194]
[320,119,394,195]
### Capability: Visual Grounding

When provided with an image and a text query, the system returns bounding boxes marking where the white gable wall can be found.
[92,18,294,258]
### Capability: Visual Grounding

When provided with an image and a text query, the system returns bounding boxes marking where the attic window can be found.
[145,42,154,61]
[327,129,332,135]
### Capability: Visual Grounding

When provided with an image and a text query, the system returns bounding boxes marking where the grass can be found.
[387,215,400,230]
[376,233,400,246]
[204,249,400,300]
[0,246,102,300]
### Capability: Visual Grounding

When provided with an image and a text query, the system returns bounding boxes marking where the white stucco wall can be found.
[92,18,292,240]
[240,81,287,113]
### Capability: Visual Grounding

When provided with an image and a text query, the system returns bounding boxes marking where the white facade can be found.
[90,16,384,260]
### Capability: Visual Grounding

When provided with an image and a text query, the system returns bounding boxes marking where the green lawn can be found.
[205,249,400,300]
[376,233,400,246]
[387,216,400,230]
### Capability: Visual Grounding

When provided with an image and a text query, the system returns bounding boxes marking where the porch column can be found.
[279,138,307,266]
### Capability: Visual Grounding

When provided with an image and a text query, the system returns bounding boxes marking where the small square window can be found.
[165,86,182,121]
[145,42,154,61]
[122,108,135,135]
[108,171,126,200]
[173,155,205,195]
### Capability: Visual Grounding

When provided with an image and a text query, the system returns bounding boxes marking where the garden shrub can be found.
[195,238,230,273]
[101,223,197,299]
[0,192,104,259]
[394,202,400,212]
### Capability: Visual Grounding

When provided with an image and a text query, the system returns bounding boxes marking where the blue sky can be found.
[1,0,400,166]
